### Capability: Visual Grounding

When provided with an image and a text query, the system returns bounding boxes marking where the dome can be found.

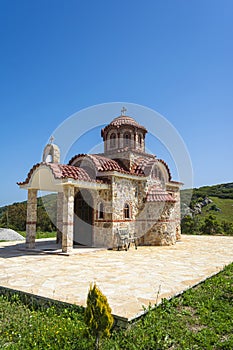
[101,115,147,136]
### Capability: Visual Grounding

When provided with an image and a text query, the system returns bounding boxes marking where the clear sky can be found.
[0,0,232,207]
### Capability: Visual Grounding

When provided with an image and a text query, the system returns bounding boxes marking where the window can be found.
[98,202,104,219]
[135,185,138,197]
[151,166,158,178]
[124,133,131,147]
[124,203,130,219]
[110,133,116,148]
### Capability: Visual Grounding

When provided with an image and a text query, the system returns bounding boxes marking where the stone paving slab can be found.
[0,235,233,320]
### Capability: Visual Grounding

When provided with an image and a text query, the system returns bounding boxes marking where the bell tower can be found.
[42,136,60,163]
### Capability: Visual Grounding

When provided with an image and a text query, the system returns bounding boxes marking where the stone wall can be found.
[69,174,181,248]
[137,202,177,246]
[92,175,181,248]
[166,183,181,240]
[92,188,114,248]
[111,176,139,236]
[135,179,180,246]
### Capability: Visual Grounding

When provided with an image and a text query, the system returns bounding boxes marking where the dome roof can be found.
[101,115,147,136]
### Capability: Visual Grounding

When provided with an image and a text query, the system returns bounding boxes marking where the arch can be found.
[110,132,116,148]
[42,144,60,163]
[123,132,131,147]
[151,165,165,185]
[123,203,130,219]
[150,161,170,184]
[151,166,159,179]
[70,157,96,179]
[74,189,93,246]
[98,201,104,219]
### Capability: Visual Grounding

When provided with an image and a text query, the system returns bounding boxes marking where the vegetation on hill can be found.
[181,183,233,235]
[0,262,233,349]
[0,194,57,233]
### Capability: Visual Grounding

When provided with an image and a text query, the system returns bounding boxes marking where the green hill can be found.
[200,196,233,224]
[0,194,57,232]
[181,183,233,235]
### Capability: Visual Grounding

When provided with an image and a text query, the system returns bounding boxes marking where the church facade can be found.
[18,112,182,253]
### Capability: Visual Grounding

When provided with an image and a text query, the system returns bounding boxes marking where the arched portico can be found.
[18,162,109,254]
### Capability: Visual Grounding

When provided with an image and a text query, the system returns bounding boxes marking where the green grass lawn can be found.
[1,263,233,349]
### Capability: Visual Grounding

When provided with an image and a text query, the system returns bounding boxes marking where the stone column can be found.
[62,185,74,253]
[56,192,63,246]
[117,132,120,149]
[119,132,123,148]
[26,189,37,249]
[135,133,138,149]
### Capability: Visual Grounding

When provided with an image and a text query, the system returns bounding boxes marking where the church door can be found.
[74,190,93,246]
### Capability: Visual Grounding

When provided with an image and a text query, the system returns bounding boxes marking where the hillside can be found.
[0,194,57,232]
[181,182,233,235]
[181,182,233,203]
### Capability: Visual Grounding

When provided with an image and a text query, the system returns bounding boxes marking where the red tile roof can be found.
[131,157,172,180]
[17,162,101,186]
[101,115,147,136]
[68,154,130,174]
[18,154,177,187]
[132,157,156,175]
[146,185,176,202]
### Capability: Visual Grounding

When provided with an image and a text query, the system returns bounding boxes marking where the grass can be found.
[200,197,233,225]
[18,231,57,239]
[0,263,233,349]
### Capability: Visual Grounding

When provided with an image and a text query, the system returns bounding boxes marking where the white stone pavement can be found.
[0,235,233,320]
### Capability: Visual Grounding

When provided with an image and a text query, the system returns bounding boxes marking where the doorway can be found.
[74,189,93,246]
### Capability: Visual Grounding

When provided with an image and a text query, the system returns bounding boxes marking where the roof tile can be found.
[17,162,103,186]
[146,185,176,202]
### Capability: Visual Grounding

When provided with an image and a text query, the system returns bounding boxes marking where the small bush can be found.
[84,283,114,349]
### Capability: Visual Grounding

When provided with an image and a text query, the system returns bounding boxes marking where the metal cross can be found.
[49,135,55,144]
[121,107,127,116]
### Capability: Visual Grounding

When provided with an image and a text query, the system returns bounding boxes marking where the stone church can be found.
[18,110,182,253]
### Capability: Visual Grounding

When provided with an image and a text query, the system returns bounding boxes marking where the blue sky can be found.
[0,0,233,206]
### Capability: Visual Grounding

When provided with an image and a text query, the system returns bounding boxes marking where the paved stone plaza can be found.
[0,235,233,321]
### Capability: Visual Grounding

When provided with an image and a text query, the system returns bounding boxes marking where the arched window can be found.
[98,202,104,219]
[110,133,116,148]
[124,203,130,219]
[135,184,138,197]
[124,133,131,147]
[151,166,158,178]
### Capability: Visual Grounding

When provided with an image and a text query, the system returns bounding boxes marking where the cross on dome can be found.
[121,107,127,116]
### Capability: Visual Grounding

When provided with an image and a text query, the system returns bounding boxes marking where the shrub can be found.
[84,283,113,350]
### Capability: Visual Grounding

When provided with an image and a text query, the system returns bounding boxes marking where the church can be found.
[18,110,182,253]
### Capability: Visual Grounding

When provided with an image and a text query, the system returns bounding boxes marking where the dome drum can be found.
[102,115,147,153]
